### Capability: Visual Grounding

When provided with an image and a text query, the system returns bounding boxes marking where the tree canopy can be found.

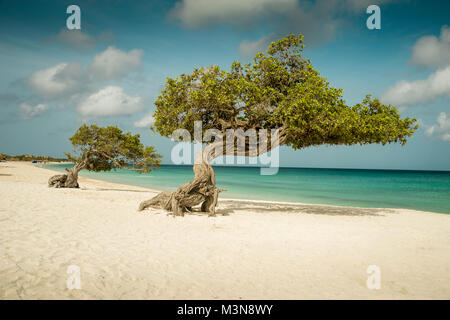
[66,124,162,173]
[152,34,417,152]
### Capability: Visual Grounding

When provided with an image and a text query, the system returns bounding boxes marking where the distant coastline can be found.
[0,153,67,162]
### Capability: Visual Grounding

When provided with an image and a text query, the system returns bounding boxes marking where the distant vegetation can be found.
[0,153,67,162]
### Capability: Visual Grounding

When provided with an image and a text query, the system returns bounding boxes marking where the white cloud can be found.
[410,25,450,68]
[236,0,342,57]
[29,62,85,99]
[49,29,115,50]
[169,0,398,29]
[426,112,450,141]
[169,0,399,57]
[343,0,396,13]
[381,66,450,106]
[89,46,144,80]
[238,35,272,58]
[50,29,95,49]
[233,0,361,57]
[168,0,297,28]
[77,86,144,118]
[27,46,144,104]
[19,103,49,120]
[134,112,155,128]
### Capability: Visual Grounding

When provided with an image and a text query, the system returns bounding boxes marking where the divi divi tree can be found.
[48,124,162,188]
[139,34,417,216]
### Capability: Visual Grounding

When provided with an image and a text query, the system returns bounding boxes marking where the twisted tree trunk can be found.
[139,143,221,216]
[138,128,284,216]
[48,161,85,188]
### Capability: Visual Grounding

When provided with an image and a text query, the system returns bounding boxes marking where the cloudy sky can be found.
[0,0,449,170]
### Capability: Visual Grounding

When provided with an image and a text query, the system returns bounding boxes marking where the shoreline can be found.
[39,161,441,215]
[1,161,449,299]
[42,160,450,172]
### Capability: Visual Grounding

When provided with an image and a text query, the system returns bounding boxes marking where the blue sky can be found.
[0,0,449,170]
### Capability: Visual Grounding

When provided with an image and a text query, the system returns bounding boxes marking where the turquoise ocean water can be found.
[45,164,450,214]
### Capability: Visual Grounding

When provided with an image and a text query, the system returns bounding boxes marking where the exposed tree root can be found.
[48,163,83,188]
[137,133,273,217]
[138,161,221,216]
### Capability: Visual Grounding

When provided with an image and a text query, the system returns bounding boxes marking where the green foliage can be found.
[152,34,417,149]
[66,124,162,173]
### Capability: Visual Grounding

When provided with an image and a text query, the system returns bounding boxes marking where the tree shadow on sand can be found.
[215,200,393,216]
[87,187,151,193]
[142,199,392,217]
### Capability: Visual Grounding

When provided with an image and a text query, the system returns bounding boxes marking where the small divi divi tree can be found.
[48,124,162,188]
[138,34,417,216]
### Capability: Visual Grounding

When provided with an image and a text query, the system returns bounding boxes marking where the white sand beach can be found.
[0,161,449,299]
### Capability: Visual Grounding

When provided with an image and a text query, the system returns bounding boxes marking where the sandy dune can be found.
[0,161,449,299]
